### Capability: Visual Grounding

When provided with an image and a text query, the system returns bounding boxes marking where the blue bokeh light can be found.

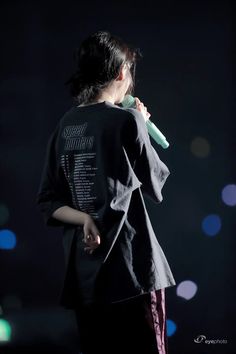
[201,214,221,236]
[167,319,177,337]
[0,230,16,249]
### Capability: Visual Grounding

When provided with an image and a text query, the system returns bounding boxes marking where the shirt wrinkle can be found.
[36,102,176,307]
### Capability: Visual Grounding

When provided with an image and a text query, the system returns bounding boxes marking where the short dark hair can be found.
[65,30,142,105]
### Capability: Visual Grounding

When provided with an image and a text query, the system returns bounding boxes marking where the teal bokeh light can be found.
[0,318,11,342]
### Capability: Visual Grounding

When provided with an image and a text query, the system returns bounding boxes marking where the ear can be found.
[115,64,126,81]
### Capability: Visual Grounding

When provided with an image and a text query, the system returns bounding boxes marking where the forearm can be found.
[52,205,89,226]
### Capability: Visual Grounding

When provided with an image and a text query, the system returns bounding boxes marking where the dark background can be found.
[0,0,235,353]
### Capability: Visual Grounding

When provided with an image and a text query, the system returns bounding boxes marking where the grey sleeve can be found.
[124,109,170,203]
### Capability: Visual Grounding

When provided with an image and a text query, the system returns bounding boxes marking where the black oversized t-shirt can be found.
[36,100,176,307]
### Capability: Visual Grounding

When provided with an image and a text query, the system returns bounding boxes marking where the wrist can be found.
[81,212,92,225]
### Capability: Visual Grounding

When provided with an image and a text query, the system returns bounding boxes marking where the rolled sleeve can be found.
[123,109,170,203]
[36,125,72,227]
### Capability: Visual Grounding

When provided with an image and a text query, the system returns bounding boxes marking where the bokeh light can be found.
[0,319,11,342]
[176,280,198,300]
[201,214,221,236]
[0,229,16,249]
[0,204,9,226]
[167,319,177,336]
[190,137,210,158]
[221,184,236,206]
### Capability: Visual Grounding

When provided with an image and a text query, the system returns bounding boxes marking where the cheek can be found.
[126,76,131,90]
[127,77,133,93]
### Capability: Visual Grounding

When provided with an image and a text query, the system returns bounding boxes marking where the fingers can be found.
[83,234,100,245]
[84,248,94,255]
[135,97,143,109]
[83,223,100,241]
[83,234,101,254]
[84,234,100,244]
[84,243,98,254]
[82,216,101,254]
[134,97,150,122]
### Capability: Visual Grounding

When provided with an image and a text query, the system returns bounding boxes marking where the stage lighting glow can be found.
[202,214,221,236]
[190,137,210,158]
[221,184,236,206]
[167,319,177,337]
[0,229,16,249]
[0,319,11,342]
[0,204,9,225]
[176,280,198,300]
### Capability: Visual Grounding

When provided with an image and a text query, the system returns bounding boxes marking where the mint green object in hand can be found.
[120,95,169,149]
